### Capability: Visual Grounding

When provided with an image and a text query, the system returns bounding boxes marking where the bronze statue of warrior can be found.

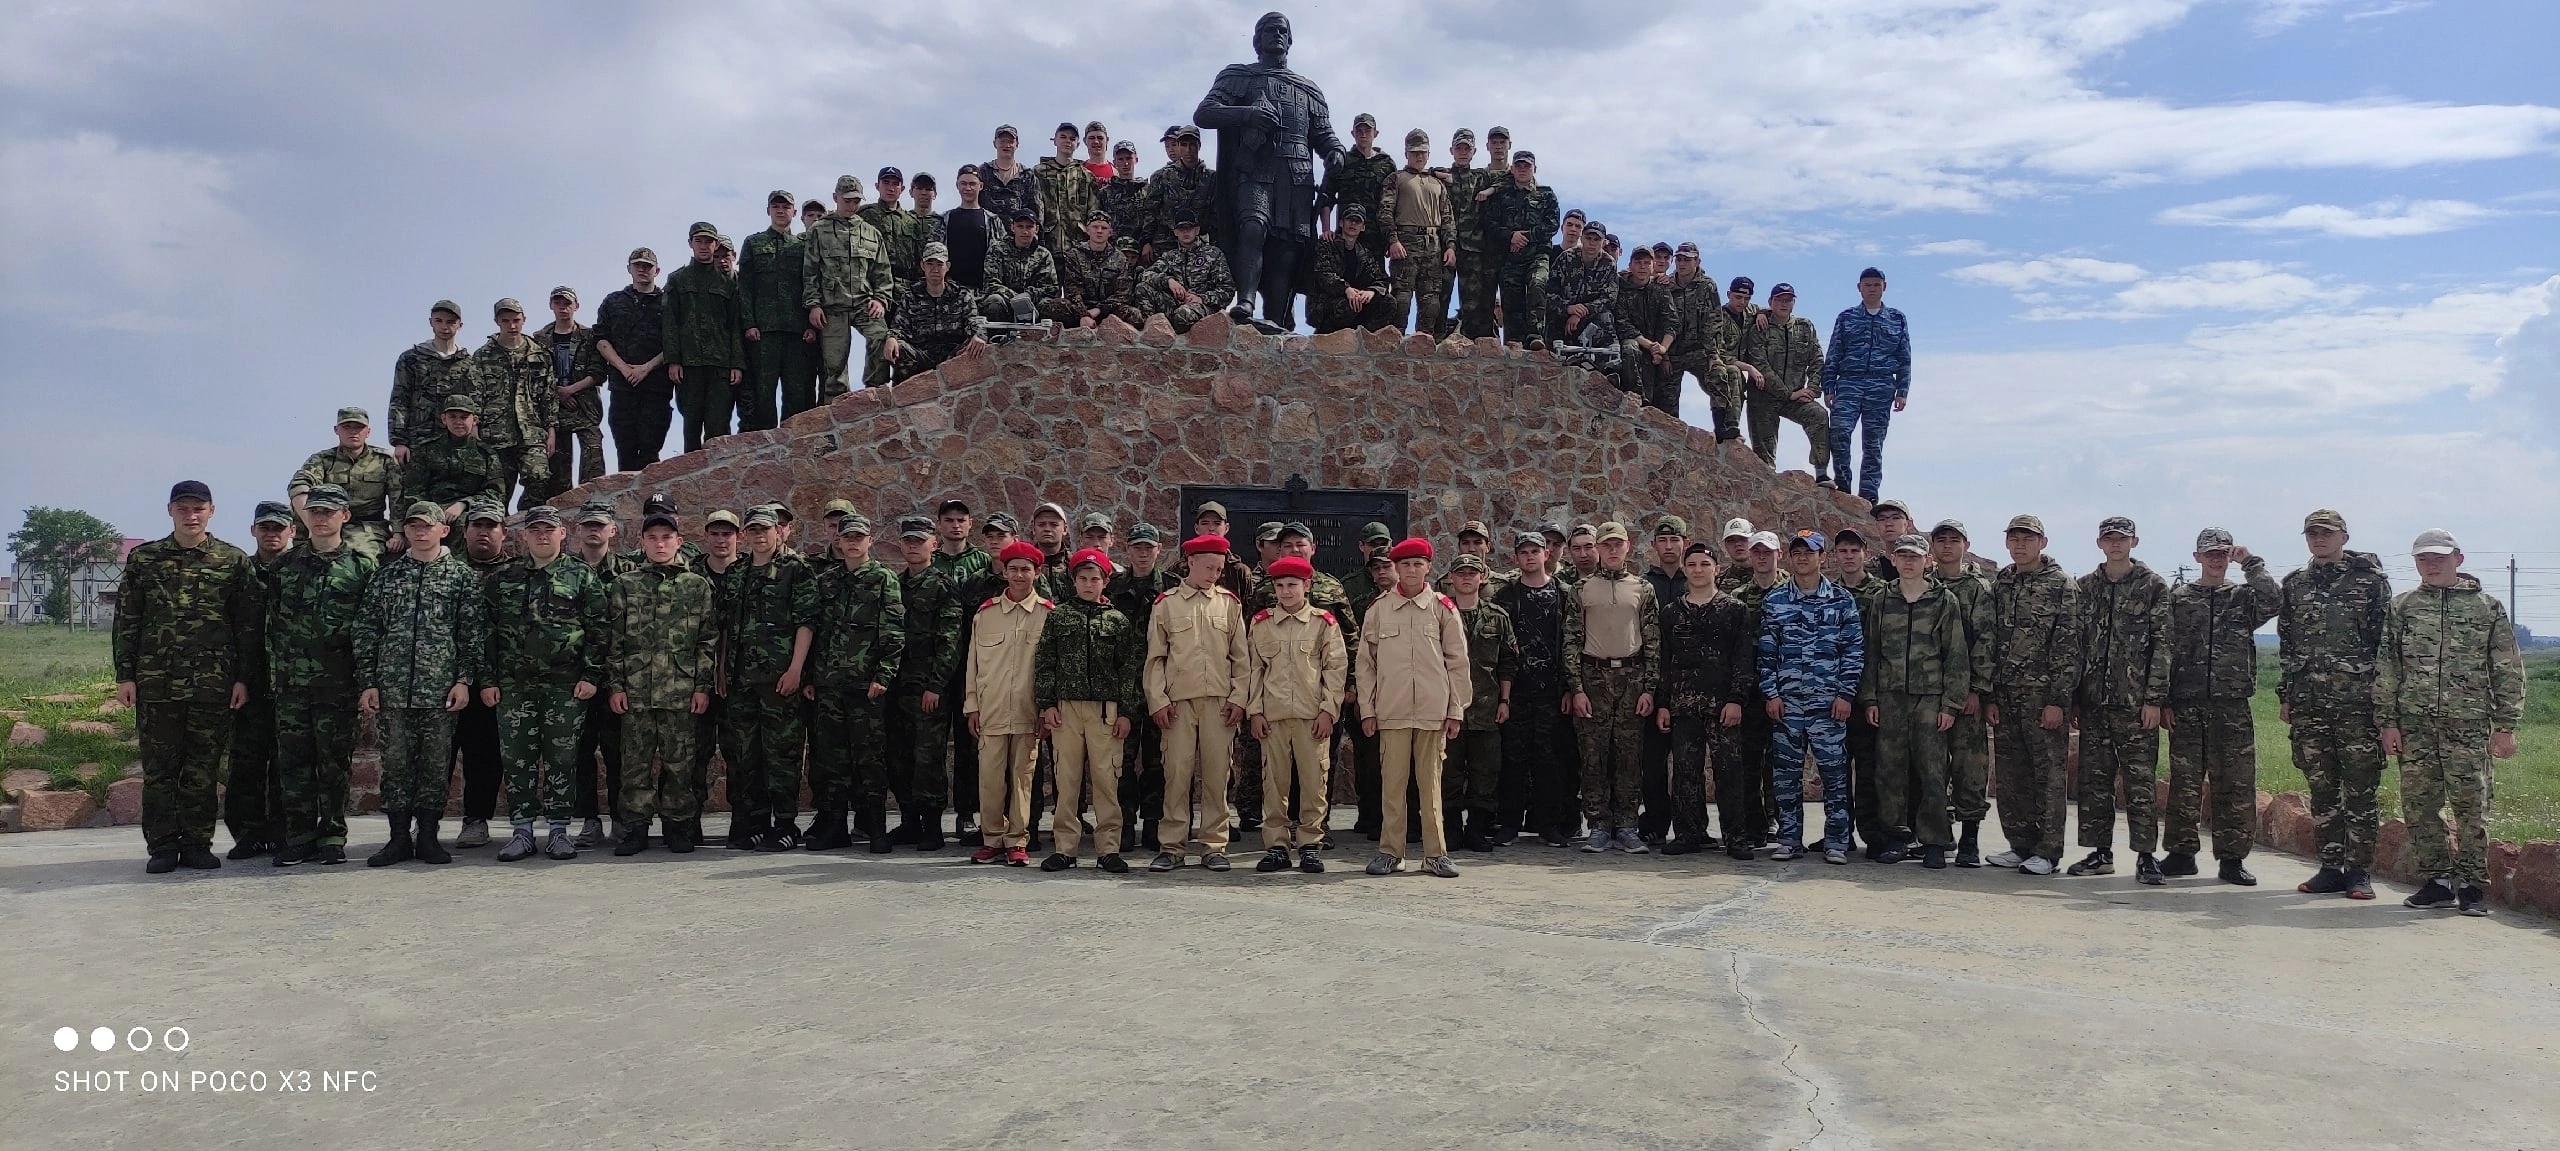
[1194,11,1344,332]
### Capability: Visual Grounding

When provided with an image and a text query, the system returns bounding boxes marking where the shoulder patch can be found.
[1037,597,1055,609]
[1251,608,1273,623]
[1438,594,1459,611]
[1317,610,1337,625]
[979,597,1001,610]
[1154,589,1175,603]
[1213,586,1237,599]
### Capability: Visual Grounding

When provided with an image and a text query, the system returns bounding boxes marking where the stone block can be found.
[936,342,999,387]
[1139,315,1177,346]
[1308,327,1360,356]
[106,777,142,825]
[18,790,96,832]
[1398,331,1437,356]
[2511,840,2560,919]
[58,720,118,738]
[8,721,44,747]
[1181,309,1233,348]
[1097,314,1138,344]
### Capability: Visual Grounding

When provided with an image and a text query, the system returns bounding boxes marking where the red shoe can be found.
[1004,847,1030,867]
[970,846,1001,864]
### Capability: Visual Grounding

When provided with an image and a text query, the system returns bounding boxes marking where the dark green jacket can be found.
[607,563,717,708]
[1034,596,1144,715]
[2165,557,2280,703]
[402,432,503,508]
[896,564,965,691]
[738,225,810,333]
[662,258,746,369]
[262,541,376,697]
[2074,560,2170,710]
[1859,578,1972,713]
[1992,556,2079,708]
[726,552,817,682]
[481,554,610,687]
[357,549,484,707]
[2276,551,2392,711]
[811,558,905,691]
[1455,601,1519,731]
[112,534,261,705]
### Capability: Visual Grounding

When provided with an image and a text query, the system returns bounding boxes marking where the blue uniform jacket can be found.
[1757,577,1864,708]
[1821,305,1911,397]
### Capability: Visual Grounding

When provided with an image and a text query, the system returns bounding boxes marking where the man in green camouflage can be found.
[1442,128,1499,340]
[855,170,927,391]
[694,509,745,843]
[388,299,477,469]
[1140,124,1215,263]
[886,515,964,850]
[1055,212,1144,328]
[2278,509,2396,899]
[116,480,259,873]
[1859,535,1972,869]
[1743,285,1833,474]
[400,395,504,518]
[259,484,373,867]
[356,501,483,868]
[727,506,818,851]
[803,174,896,402]
[532,287,604,501]
[451,500,513,849]
[1134,210,1236,333]
[1108,523,1179,852]
[569,502,635,846]
[1662,243,1737,440]
[221,500,296,860]
[1308,204,1393,333]
[1319,113,1395,264]
[1983,515,2077,875]
[1380,128,1455,337]
[2068,516,2173,885]
[1927,521,1996,865]
[741,190,818,426]
[2161,528,2281,885]
[808,514,906,851]
[1098,142,1148,256]
[289,406,401,558]
[2380,529,2525,917]
[468,297,558,510]
[1484,152,1558,350]
[478,504,609,862]
[981,210,1064,325]
[665,222,746,451]
[887,243,978,378]
[608,511,718,856]
[1442,555,1517,852]
[1036,123,1101,254]
[1034,547,1145,872]
[1617,247,1675,410]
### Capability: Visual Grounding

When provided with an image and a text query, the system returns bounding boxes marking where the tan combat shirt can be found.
[1379,168,1457,252]
[1357,586,1473,729]
[964,590,1051,736]
[1144,582,1250,712]
[1246,604,1349,722]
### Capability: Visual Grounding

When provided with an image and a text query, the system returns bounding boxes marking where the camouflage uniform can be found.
[977,163,1042,230]
[1444,161,1500,339]
[530,322,606,498]
[802,208,895,401]
[1934,561,1996,835]
[856,202,926,285]
[481,554,610,830]
[1575,568,1659,833]
[1140,160,1218,255]
[388,342,476,455]
[261,538,373,849]
[888,279,984,376]
[1759,577,1865,853]
[888,561,964,827]
[572,546,638,828]
[810,554,905,834]
[2073,559,2171,855]
[1742,313,1835,469]
[1666,272,1741,441]
[1492,574,1584,839]
[1552,251,1619,350]
[1858,578,1972,850]
[1098,174,1149,255]
[1483,179,1558,348]
[2376,575,2525,886]
[608,562,719,825]
[1438,595,1517,838]
[1840,571,1894,847]
[1033,156,1100,253]
[1055,240,1143,327]
[1660,590,1754,847]
[980,237,1062,323]
[1108,565,1182,846]
[401,430,503,510]
[1033,594,1145,858]
[114,533,260,857]
[468,333,557,507]
[932,546,1000,829]
[1379,158,1456,337]
[1134,238,1237,332]
[1308,234,1394,333]
[1318,147,1397,262]
[662,255,746,452]
[738,224,817,424]
[726,551,818,833]
[358,547,482,816]
[1730,577,1786,842]
[2276,549,2393,870]
[224,543,291,849]
[289,445,401,558]
[1614,272,1675,412]
[2164,555,2281,861]
[1991,554,2079,862]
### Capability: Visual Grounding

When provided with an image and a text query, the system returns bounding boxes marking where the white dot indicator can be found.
[53,1027,77,1052]
[89,1027,114,1052]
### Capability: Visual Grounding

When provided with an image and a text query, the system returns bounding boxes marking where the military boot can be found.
[366,814,414,868]
[802,811,854,851]
[413,818,453,864]
[861,808,895,855]
[1955,822,1981,868]
[914,808,945,852]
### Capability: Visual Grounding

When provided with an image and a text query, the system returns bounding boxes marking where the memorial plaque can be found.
[1180,474,1405,578]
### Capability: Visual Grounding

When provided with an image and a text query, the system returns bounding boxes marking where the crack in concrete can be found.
[1727,950,1869,1151]
[1638,878,1777,945]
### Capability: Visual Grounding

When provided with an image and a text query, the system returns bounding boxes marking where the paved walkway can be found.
[6,814,2555,1149]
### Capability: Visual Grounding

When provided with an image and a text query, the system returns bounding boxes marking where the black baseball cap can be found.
[168,480,212,503]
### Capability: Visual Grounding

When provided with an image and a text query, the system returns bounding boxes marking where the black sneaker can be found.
[612,826,649,857]
[1298,847,1325,874]
[272,843,314,868]
[1147,852,1180,873]
[2457,885,2490,916]
[2134,853,2165,885]
[145,853,179,874]
[1872,845,1908,865]
[1256,847,1292,873]
[1727,842,1755,861]
[2344,867,2375,900]
[2065,850,2114,877]
[1660,837,1697,857]
[1097,853,1129,874]
[2217,859,2257,886]
[2403,878,2457,909]
[1920,846,1947,870]
[2160,851,2199,877]
[2297,866,2350,894]
[225,839,270,861]
[313,844,346,865]
[1039,853,1074,872]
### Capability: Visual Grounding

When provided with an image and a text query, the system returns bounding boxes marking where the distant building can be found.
[4,539,146,626]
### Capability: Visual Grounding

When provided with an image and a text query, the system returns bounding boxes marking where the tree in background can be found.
[9,507,124,625]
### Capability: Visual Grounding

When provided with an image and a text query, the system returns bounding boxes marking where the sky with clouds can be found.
[3,0,2555,626]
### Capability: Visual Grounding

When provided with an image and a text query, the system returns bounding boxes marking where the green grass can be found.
[2248,649,2560,844]
[0,626,136,798]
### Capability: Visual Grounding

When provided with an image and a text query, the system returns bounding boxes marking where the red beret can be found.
[1181,534,1230,556]
[1266,556,1315,581]
[997,541,1046,568]
[1069,547,1114,577]
[1387,537,1433,562]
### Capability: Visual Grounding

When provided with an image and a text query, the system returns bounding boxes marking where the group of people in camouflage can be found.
[118,468,2523,913]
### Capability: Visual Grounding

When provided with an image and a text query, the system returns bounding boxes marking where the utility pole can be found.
[2512,555,2520,619]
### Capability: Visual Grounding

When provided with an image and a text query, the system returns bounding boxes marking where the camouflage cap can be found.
[834,174,863,196]
[1077,511,1114,533]
[521,505,564,528]
[802,199,825,213]
[1173,124,1201,141]
[1084,119,1107,134]
[2302,508,2347,533]
[1128,522,1164,545]
[993,123,1019,139]
[1539,522,1568,541]
[440,394,478,414]
[1353,112,1377,129]
[1871,498,1911,520]
[983,511,1019,533]
[1054,121,1079,137]
[2194,527,2234,552]
[767,188,794,205]
[1891,533,1930,555]
[1457,519,1491,540]
[577,501,617,526]
[627,247,657,267]
[301,484,350,511]
[2411,528,2459,556]
[742,506,779,528]
[1652,514,1689,538]
[1113,139,1136,156]
[548,285,578,304]
[1677,241,1700,255]
[1085,209,1113,224]
[1403,128,1430,150]
[1930,519,1968,540]
[400,500,445,525]
[1595,521,1630,543]
[2005,514,2045,537]
[835,513,873,538]
[1513,532,1545,551]
[1450,554,1489,574]
[1452,127,1476,145]
[493,297,523,317]
[335,405,370,426]
[920,241,950,264]
[1583,220,1606,237]
[1196,501,1229,522]
[430,298,462,318]
[465,499,506,525]
[1256,521,1285,543]
[896,514,935,540]
[1570,523,1599,541]
[1279,521,1314,541]
[1361,521,1393,545]
[2098,515,2138,538]
[703,510,742,531]
[1338,203,1366,224]
[1720,517,1753,541]
[1006,208,1037,225]
[252,500,296,526]
[1487,125,1511,140]
[688,221,719,240]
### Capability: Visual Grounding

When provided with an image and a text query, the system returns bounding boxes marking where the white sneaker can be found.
[1616,828,1649,854]
[2019,855,2057,876]
[1581,829,1614,853]
[1984,850,2025,869]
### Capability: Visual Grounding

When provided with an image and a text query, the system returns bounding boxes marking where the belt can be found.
[1582,655,1636,668]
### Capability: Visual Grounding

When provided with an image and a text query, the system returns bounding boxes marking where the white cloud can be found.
[2157,195,2504,237]
[1949,257,2147,291]
[0,132,268,330]
[1907,239,1991,256]
[2109,260,2361,313]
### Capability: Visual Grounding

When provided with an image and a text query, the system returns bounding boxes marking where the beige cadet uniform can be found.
[964,590,1051,850]
[1246,603,1349,850]
[1379,150,1457,338]
[1145,583,1251,855]
[1357,585,1473,860]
